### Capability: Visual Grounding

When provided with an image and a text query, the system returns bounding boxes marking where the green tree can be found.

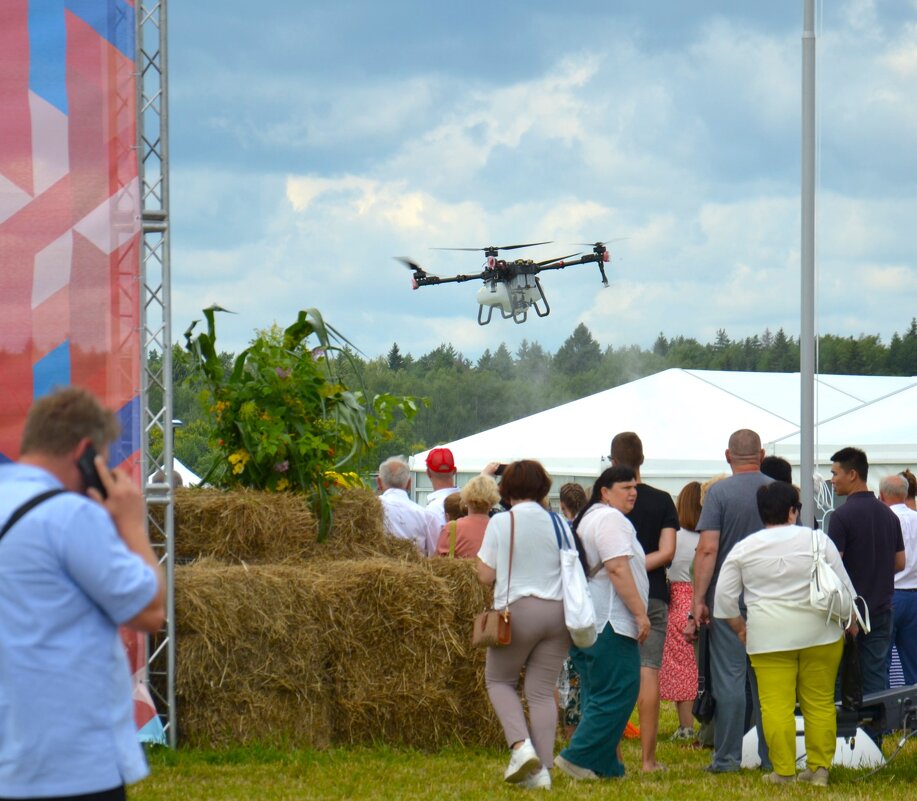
[414,344,469,374]
[386,343,406,371]
[553,323,602,375]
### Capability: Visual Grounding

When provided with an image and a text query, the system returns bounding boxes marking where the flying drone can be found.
[396,239,619,325]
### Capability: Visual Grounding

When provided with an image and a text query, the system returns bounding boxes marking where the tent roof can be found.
[412,369,916,479]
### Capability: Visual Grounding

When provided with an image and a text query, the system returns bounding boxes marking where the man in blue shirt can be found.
[0,387,164,801]
[827,448,905,698]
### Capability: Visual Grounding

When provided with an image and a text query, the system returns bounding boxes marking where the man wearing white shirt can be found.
[377,456,439,556]
[424,447,460,530]
[880,473,917,685]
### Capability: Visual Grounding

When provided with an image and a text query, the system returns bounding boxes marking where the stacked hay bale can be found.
[170,488,503,748]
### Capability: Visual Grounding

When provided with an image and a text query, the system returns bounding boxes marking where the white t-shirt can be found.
[714,524,854,654]
[576,504,648,640]
[380,488,439,556]
[667,528,699,583]
[890,503,917,589]
[477,502,563,607]
[426,486,460,530]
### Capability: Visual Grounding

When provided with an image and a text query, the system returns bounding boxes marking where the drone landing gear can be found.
[476,278,551,325]
[506,278,550,323]
[531,277,550,318]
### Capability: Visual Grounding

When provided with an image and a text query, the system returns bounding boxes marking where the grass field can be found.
[132,710,917,800]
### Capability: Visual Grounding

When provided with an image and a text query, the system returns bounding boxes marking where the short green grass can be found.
[132,711,917,801]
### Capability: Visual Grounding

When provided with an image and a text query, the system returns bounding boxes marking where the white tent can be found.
[411,369,916,500]
[147,458,203,487]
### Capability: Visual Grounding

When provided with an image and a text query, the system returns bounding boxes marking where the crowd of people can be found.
[1,384,913,798]
[375,435,915,789]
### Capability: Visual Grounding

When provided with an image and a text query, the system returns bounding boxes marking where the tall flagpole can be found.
[801,0,816,525]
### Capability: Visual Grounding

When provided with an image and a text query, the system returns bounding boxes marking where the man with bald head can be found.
[879,473,916,686]
[693,429,773,774]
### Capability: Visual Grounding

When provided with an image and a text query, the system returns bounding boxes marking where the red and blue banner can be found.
[0,0,141,469]
[1,1,162,744]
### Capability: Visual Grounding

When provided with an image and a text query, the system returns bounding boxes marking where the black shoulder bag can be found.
[692,623,716,724]
[0,489,67,542]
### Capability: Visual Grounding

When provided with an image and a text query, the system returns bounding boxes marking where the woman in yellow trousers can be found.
[714,482,857,786]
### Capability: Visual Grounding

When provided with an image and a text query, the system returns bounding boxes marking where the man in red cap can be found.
[425,446,460,530]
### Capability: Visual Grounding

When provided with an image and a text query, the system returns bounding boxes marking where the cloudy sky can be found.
[168,1,917,361]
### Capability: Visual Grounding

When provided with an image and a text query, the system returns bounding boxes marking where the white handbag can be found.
[550,512,597,648]
[809,529,870,633]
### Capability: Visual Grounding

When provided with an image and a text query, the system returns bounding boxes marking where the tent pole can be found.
[800,0,817,525]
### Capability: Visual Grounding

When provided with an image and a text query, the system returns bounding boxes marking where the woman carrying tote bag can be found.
[554,466,651,781]
[714,482,858,786]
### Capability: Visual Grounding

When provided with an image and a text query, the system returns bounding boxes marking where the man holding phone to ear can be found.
[0,387,165,801]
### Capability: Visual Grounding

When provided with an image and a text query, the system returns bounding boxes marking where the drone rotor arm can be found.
[414,270,489,287]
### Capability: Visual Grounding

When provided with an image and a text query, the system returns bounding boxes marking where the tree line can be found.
[158,318,917,479]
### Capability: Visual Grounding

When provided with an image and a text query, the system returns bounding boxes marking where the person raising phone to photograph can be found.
[0,387,164,801]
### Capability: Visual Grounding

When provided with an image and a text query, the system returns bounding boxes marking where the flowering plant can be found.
[185,306,420,539]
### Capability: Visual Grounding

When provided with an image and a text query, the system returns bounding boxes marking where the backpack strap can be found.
[0,489,68,541]
[448,520,457,558]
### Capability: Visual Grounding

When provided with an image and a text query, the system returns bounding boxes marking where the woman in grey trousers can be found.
[477,459,570,790]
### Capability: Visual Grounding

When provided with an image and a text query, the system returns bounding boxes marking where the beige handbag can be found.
[472,512,514,648]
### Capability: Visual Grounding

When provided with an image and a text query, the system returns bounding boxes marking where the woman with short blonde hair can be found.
[435,474,499,558]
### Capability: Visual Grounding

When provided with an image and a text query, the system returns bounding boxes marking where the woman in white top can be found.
[477,460,570,790]
[554,466,650,781]
[714,481,857,787]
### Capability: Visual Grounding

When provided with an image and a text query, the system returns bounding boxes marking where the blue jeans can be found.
[709,617,769,771]
[858,609,892,695]
[888,592,917,686]
[560,623,640,778]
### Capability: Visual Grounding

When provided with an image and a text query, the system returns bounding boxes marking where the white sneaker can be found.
[504,740,541,783]
[518,767,552,789]
[671,726,695,741]
[553,754,598,781]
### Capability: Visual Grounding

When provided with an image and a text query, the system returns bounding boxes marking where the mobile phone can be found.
[76,444,107,498]
[494,463,507,476]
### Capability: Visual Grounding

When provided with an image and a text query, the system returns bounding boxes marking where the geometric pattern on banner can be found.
[0,0,141,466]
[0,1,157,738]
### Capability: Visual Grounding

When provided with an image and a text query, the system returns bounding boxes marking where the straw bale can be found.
[318,489,422,562]
[160,487,422,564]
[427,558,503,745]
[177,687,334,748]
[173,556,505,749]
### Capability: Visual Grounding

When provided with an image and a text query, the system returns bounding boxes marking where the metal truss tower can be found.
[137,0,176,746]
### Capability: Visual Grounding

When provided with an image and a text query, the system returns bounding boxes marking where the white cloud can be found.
[168,4,917,360]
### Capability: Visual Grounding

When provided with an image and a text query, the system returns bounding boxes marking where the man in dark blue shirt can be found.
[827,447,905,703]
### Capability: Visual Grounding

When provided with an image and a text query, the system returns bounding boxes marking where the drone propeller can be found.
[571,237,629,247]
[395,256,432,275]
[534,252,581,267]
[395,256,445,289]
[431,240,553,254]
